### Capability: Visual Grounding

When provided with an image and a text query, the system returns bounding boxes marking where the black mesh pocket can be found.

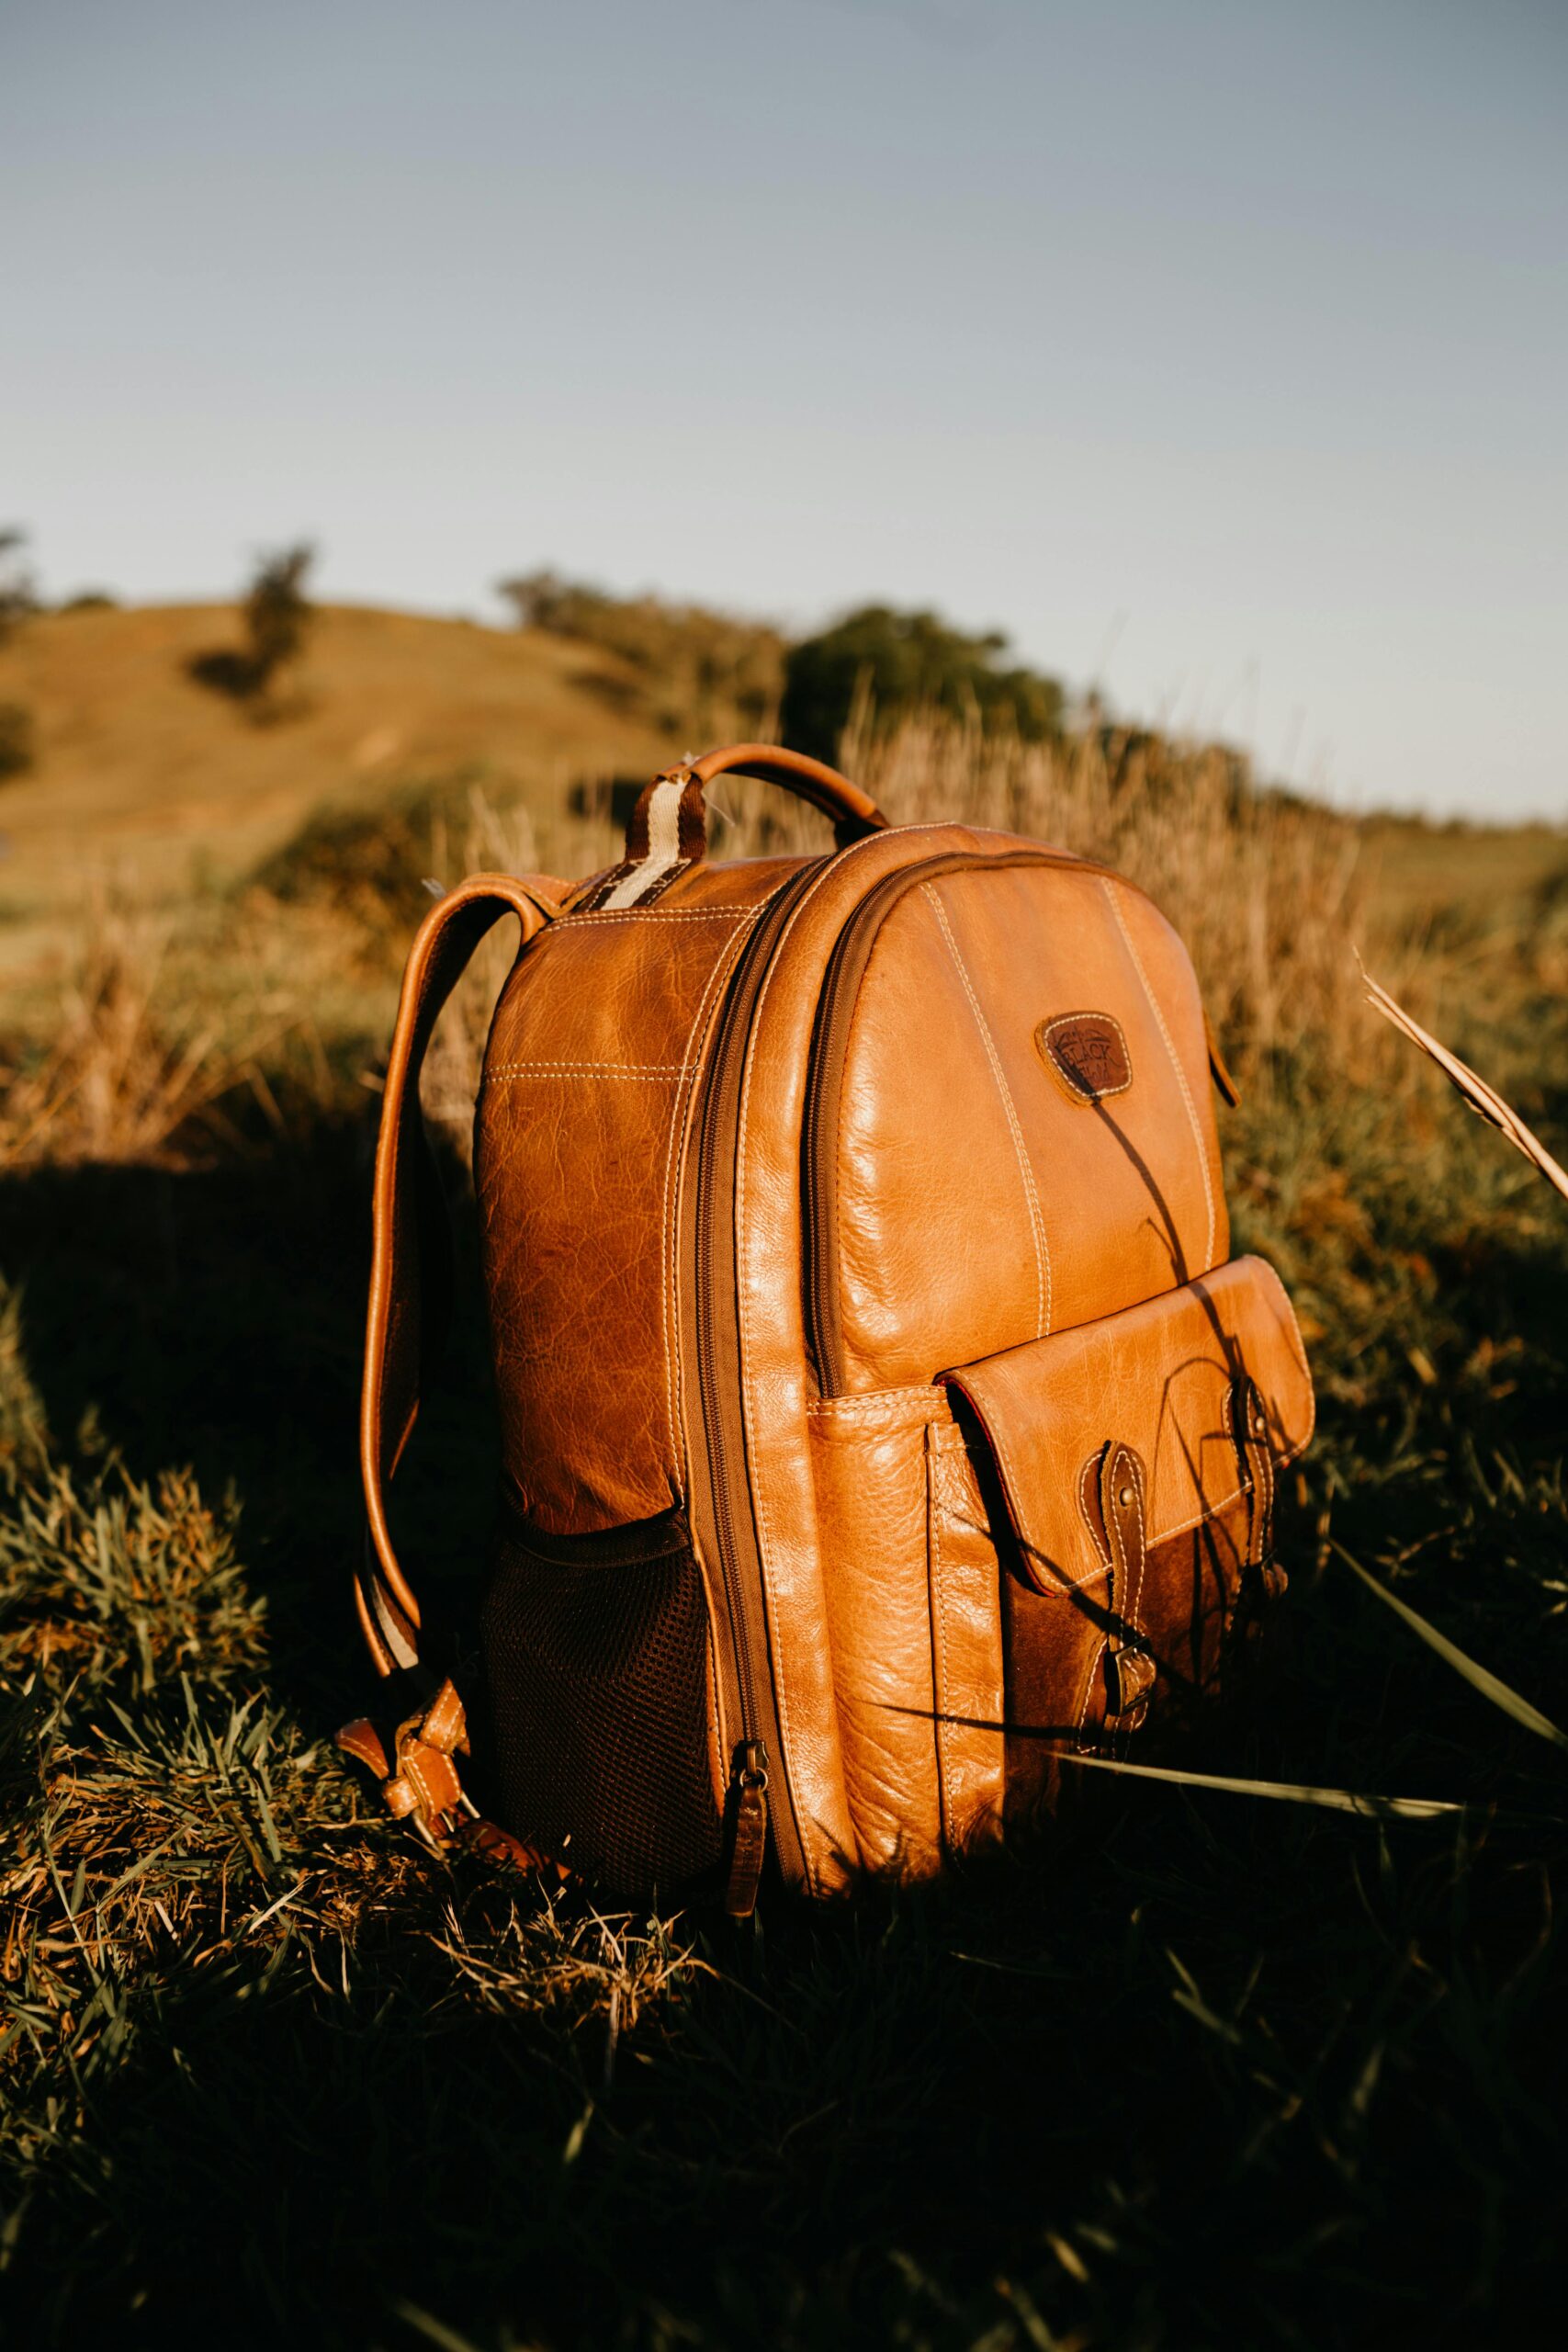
[480,1510,723,1899]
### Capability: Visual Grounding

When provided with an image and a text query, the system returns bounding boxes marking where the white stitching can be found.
[1102,877,1217,1272]
[1104,1452,1131,1620]
[564,907,758,927]
[1075,1637,1106,1751]
[486,1061,694,1080]
[1120,1449,1150,1641]
[925,885,1053,1338]
[1264,1261,1319,1452]
[661,919,760,1476]
[928,1445,957,1849]
[655,1030,690,1495]
[1077,1450,1113,1568]
[807,1386,953,1426]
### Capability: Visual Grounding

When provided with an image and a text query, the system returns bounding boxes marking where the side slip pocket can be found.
[944,1253,1315,1826]
[809,1391,1006,1878]
[480,1508,725,1899]
[925,1423,1006,1859]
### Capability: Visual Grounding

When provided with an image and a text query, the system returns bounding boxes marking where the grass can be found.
[3,685,1568,2346]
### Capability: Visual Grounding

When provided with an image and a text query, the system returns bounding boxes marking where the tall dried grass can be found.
[403,716,1446,1159]
[0,894,233,1167]
[832,712,1386,1086]
[0,718,1465,1180]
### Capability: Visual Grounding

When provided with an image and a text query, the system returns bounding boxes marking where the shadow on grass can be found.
[4,1106,1568,2347]
[0,1108,498,1717]
[8,1786,1565,2352]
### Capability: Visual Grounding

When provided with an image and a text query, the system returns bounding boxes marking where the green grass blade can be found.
[1332,1541,1568,1752]
[1060,1749,1460,1819]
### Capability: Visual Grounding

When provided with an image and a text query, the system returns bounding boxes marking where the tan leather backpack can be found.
[340,743,1314,1911]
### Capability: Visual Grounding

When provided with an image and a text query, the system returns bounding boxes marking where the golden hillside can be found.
[0,600,674,938]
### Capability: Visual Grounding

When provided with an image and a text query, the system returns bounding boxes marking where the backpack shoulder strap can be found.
[356,870,563,1674]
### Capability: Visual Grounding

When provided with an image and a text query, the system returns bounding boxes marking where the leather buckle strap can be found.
[1098,1441,1156,1729]
[1234,1374,1288,1605]
[335,1678,549,1870]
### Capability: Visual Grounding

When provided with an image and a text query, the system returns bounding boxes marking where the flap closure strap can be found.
[942,1255,1314,1634]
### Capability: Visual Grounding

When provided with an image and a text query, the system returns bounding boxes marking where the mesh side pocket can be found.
[480,1517,722,1899]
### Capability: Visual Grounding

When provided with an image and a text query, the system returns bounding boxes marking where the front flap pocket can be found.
[943,1255,1313,1595]
[942,1256,1314,1761]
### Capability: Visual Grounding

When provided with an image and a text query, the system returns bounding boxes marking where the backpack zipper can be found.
[803,847,1122,1396]
[689,865,822,1910]
[693,841,1128,1906]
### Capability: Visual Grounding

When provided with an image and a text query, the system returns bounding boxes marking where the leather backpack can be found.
[339,743,1315,1911]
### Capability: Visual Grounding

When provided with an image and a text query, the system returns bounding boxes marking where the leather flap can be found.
[942,1256,1314,1595]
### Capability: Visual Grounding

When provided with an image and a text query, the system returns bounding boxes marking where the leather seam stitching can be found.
[487,1061,694,1080]
[1121,1451,1149,1642]
[924,885,1053,1339]
[928,1449,956,1851]
[807,1394,953,1427]
[1077,1452,1113,1567]
[563,908,757,927]
[1102,877,1217,1272]
[661,914,763,1498]
[1266,1268,1319,1452]
[1075,1637,1106,1750]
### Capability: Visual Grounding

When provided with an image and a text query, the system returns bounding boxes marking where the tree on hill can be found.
[0,530,39,782]
[188,542,316,716]
[0,700,34,783]
[0,529,39,647]
[780,605,1065,763]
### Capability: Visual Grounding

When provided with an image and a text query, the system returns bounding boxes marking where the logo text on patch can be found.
[1037,1012,1133,1103]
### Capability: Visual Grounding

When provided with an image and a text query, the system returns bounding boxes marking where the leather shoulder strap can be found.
[357,871,562,1674]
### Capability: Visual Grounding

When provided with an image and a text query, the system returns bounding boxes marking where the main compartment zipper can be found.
[803,847,1124,1396]
[690,840,1132,1910]
[687,865,822,1911]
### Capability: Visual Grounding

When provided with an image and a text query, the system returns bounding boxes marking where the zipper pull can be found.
[724,1741,769,1917]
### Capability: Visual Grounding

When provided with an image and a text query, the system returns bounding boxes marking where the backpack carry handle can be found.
[585,741,890,911]
[691,741,887,828]
[357,868,566,1676]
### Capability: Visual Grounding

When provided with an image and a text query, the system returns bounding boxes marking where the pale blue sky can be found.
[4,0,1564,814]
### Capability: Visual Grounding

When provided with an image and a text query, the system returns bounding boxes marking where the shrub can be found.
[0,529,38,647]
[780,604,1065,762]
[0,700,35,783]
[497,568,784,741]
[187,541,316,713]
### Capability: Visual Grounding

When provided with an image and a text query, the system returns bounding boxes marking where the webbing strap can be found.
[578,743,888,912]
[356,870,563,1674]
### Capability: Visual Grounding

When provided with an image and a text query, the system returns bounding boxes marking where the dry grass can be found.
[837,712,1383,1083]
[3,702,1568,2346]
[0,895,235,1166]
[0,707,1546,1185]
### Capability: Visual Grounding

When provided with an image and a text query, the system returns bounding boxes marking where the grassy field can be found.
[2,615,1567,2347]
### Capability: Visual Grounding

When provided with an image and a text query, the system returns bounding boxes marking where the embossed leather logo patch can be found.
[1037,1011,1132,1103]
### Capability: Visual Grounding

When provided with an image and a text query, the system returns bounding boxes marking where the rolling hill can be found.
[0,600,674,957]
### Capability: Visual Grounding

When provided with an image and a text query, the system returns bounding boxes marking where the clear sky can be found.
[4,0,1564,816]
